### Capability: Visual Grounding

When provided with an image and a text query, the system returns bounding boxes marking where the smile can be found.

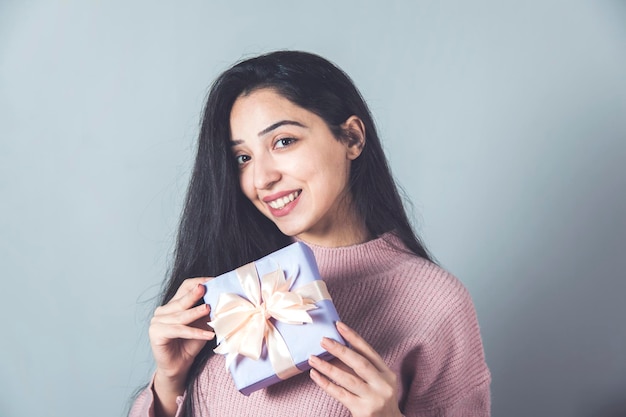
[267,190,301,209]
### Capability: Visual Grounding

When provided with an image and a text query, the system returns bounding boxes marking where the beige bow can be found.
[209,262,331,379]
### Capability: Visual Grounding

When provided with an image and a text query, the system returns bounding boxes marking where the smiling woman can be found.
[129,51,491,417]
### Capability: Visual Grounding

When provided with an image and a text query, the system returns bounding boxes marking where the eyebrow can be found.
[258,120,306,137]
[230,120,307,146]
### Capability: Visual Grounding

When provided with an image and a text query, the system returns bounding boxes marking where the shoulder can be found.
[315,233,481,336]
[386,253,472,305]
[381,254,480,338]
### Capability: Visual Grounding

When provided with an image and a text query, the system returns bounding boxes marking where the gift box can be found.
[203,241,345,396]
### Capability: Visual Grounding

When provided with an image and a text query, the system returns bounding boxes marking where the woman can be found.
[130,50,490,417]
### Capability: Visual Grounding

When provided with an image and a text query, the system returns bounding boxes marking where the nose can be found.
[253,152,281,190]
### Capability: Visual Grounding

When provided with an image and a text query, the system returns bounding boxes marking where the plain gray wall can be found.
[1,1,625,416]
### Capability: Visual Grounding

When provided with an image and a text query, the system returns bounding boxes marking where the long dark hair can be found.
[161,50,432,415]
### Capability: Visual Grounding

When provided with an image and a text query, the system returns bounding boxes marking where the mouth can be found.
[266,190,301,210]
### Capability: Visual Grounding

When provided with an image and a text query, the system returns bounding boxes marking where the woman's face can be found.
[230,88,366,247]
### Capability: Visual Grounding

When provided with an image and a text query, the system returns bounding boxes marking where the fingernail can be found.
[321,337,334,349]
[309,368,320,381]
[336,321,348,331]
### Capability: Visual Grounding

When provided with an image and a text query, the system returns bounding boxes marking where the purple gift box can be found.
[203,241,345,396]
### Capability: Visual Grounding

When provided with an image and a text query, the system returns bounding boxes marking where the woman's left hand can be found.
[308,321,403,417]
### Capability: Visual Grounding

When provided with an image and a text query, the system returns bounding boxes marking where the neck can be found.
[296,207,370,248]
[297,225,370,248]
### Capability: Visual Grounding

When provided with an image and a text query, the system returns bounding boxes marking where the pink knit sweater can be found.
[130,234,491,416]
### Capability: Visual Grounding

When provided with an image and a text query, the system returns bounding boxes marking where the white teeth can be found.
[268,191,300,209]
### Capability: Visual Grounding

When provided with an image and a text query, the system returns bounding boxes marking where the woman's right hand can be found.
[148,277,216,416]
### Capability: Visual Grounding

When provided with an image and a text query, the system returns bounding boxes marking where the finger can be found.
[312,344,400,415]
[321,335,384,387]
[309,367,358,409]
[308,354,368,397]
[329,357,356,376]
[157,282,208,315]
[191,315,214,333]
[156,303,211,326]
[336,321,388,372]
[171,277,212,301]
[150,322,215,344]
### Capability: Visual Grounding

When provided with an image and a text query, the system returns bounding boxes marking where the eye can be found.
[274,137,296,149]
[236,154,251,166]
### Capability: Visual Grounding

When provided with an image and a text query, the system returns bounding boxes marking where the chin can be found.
[273,221,308,238]
[276,226,303,238]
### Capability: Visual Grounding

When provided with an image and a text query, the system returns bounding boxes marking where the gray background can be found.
[1,1,625,416]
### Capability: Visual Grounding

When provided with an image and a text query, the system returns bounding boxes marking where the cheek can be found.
[318,152,351,181]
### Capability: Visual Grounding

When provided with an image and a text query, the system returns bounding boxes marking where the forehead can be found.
[230,89,311,135]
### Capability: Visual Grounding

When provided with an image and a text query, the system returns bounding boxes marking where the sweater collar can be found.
[298,232,415,285]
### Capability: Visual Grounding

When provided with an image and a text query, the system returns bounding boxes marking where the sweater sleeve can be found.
[400,279,491,416]
[128,374,187,417]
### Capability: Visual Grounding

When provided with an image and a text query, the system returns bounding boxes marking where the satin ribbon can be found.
[209,261,332,379]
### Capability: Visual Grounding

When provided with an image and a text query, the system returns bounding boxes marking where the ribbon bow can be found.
[209,261,331,379]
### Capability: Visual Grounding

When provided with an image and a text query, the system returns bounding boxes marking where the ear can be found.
[341,115,366,160]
